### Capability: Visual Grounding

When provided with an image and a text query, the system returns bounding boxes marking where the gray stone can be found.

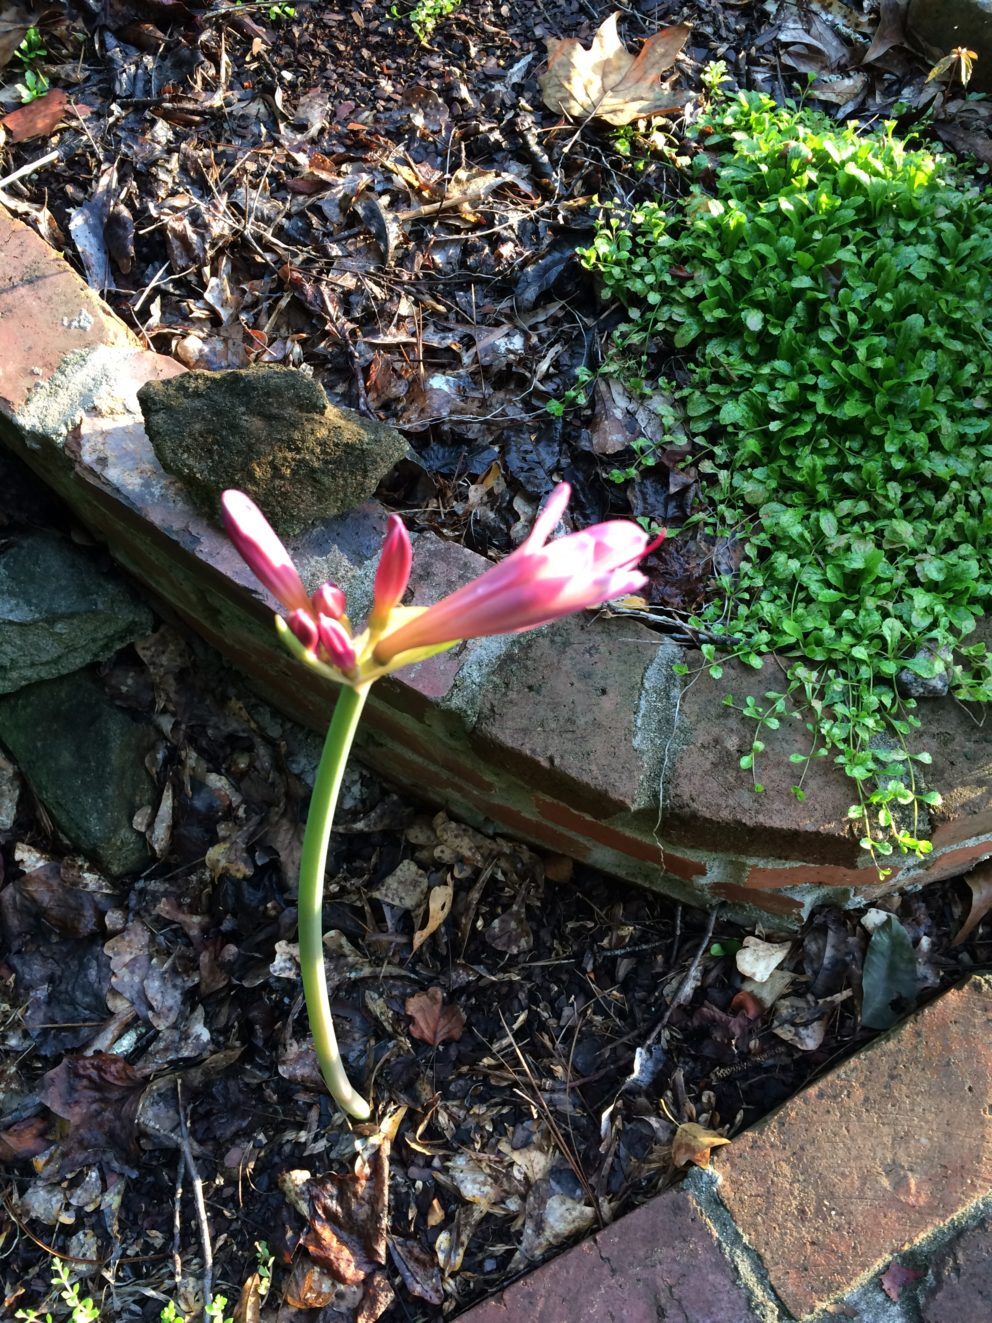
[909,0,992,92]
[896,643,953,699]
[0,532,153,695]
[0,669,155,876]
[137,367,408,536]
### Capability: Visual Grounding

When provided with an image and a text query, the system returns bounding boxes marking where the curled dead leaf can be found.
[539,13,690,127]
[953,859,992,945]
[411,882,453,953]
[671,1121,731,1169]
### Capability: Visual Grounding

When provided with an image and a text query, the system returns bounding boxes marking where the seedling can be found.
[391,0,464,44]
[13,26,49,103]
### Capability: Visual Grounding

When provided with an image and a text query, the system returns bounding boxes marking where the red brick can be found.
[459,1186,753,1323]
[534,794,706,878]
[710,882,803,917]
[473,613,658,817]
[0,207,136,414]
[715,976,992,1318]
[922,1216,992,1323]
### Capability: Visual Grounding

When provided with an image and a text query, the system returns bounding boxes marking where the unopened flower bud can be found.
[312,582,347,620]
[287,609,319,652]
[370,514,412,628]
[318,616,357,672]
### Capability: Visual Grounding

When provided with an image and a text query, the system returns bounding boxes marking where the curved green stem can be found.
[298,683,372,1120]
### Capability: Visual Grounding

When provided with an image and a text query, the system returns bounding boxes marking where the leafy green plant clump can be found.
[580,78,992,860]
[391,0,463,44]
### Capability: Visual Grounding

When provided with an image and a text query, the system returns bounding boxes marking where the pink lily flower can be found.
[221,485,662,686]
[373,483,660,664]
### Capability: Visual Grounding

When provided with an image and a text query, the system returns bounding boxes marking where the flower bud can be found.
[287,609,319,652]
[370,514,412,628]
[312,582,347,620]
[317,616,358,672]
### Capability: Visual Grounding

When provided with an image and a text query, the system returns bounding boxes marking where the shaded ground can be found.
[0,446,990,1322]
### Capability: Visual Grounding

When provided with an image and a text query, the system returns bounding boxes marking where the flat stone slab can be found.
[0,668,155,877]
[1,201,990,923]
[0,530,153,693]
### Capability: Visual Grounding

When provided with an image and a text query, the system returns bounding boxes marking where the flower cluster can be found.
[222,485,663,689]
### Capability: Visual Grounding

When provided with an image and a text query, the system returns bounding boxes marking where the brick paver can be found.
[922,1215,992,1323]
[459,1186,754,1323]
[713,975,992,1319]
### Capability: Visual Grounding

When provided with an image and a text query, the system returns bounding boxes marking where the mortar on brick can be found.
[16,345,151,448]
[631,635,688,815]
[683,1167,791,1322]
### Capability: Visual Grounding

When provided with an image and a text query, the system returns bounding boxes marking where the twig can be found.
[646,906,719,1046]
[176,1081,214,1309]
[0,150,59,192]
[495,1014,605,1228]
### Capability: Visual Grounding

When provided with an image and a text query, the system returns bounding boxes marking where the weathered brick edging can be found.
[2,204,991,921]
[460,975,992,1322]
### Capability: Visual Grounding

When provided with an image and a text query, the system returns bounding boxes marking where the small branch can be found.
[176,1082,214,1310]
[646,906,719,1046]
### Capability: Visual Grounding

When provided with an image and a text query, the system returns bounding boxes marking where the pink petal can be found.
[221,490,311,614]
[371,514,412,625]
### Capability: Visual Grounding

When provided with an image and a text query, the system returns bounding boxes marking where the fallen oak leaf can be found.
[671,1121,731,1169]
[406,986,466,1046]
[538,13,690,127]
[953,858,992,945]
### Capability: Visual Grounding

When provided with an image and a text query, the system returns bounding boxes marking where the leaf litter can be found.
[2,1,992,1315]
[4,0,986,607]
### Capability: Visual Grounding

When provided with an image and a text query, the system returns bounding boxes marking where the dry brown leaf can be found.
[411,882,453,953]
[671,1121,731,1169]
[3,89,71,143]
[736,935,792,982]
[538,13,689,127]
[0,0,37,70]
[406,986,466,1046]
[953,859,992,944]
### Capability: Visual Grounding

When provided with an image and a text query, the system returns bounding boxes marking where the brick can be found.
[459,1187,753,1323]
[0,208,136,416]
[922,1215,992,1323]
[714,976,992,1318]
[710,882,803,917]
[534,793,706,878]
[473,613,660,817]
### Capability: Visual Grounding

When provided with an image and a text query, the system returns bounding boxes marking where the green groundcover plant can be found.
[579,71,992,862]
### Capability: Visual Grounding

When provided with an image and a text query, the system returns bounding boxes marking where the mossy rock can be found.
[138,367,408,535]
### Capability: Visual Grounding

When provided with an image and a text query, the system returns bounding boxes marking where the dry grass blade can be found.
[538,13,690,126]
